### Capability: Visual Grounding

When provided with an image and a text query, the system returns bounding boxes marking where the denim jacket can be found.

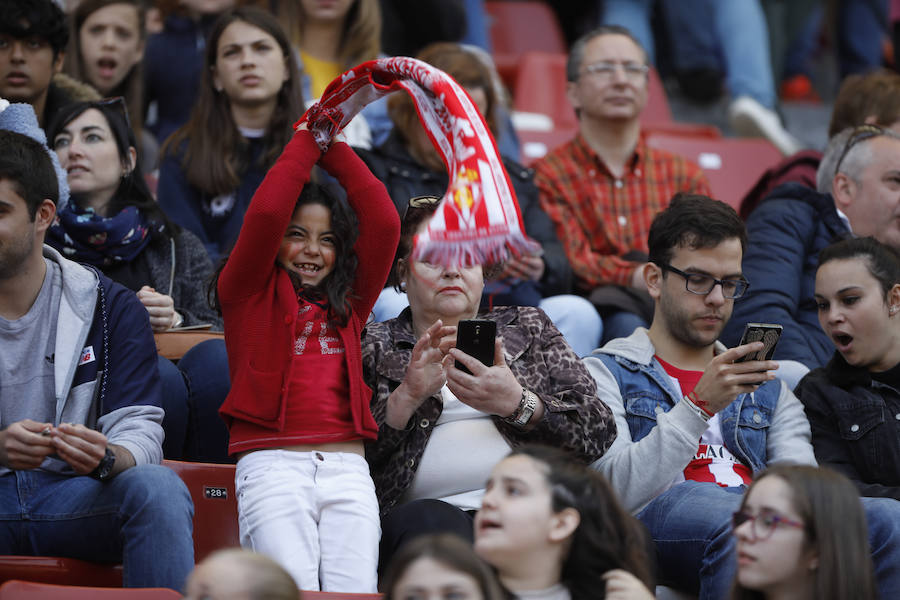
[795,353,900,500]
[584,328,815,513]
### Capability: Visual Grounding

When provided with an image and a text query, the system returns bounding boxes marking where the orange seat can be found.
[485,1,566,90]
[0,461,238,587]
[0,580,179,599]
[154,330,224,361]
[161,459,239,563]
[645,133,783,211]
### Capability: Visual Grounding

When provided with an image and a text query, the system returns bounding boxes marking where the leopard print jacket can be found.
[362,305,616,514]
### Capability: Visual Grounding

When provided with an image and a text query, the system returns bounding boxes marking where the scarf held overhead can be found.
[297,56,540,267]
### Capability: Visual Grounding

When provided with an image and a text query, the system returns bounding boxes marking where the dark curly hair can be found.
[208,181,359,328]
[0,0,69,58]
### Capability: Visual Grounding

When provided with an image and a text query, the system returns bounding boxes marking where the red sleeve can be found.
[318,141,400,318]
[218,131,322,301]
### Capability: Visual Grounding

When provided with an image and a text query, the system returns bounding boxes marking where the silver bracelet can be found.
[682,395,711,422]
[504,388,538,428]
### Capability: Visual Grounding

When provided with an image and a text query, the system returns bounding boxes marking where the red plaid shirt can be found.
[535,134,710,289]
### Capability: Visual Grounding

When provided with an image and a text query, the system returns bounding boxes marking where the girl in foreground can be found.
[475,445,654,600]
[731,464,877,600]
[382,533,505,600]
[215,118,399,591]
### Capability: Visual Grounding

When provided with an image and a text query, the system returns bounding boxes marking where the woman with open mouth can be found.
[795,236,900,501]
[65,0,155,172]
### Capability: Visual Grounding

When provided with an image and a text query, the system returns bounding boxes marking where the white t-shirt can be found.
[402,385,511,510]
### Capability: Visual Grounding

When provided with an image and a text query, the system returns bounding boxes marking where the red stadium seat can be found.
[485,1,567,90]
[645,134,783,211]
[0,461,238,587]
[161,460,239,563]
[0,580,179,599]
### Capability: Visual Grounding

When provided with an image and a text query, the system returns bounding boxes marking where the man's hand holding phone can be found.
[690,342,780,417]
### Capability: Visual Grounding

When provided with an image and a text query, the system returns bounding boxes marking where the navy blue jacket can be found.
[723,183,851,368]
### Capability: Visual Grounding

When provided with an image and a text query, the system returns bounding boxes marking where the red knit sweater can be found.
[217,131,400,440]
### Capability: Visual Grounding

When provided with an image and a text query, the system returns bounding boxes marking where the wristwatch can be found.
[504,389,538,428]
[90,447,116,481]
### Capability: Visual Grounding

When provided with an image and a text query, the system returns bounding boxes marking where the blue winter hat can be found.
[0,99,70,211]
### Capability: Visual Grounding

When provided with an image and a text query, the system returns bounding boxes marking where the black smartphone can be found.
[735,323,783,362]
[455,319,497,374]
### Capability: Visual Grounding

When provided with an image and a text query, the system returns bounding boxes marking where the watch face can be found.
[97,449,115,480]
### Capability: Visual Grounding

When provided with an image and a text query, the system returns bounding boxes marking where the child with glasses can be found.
[731,464,877,600]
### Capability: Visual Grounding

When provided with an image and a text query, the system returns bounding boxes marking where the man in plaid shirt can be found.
[535,25,710,342]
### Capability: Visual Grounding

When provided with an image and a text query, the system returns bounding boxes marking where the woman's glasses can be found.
[732,509,805,540]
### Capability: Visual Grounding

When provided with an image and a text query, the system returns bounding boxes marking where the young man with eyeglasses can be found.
[723,125,900,374]
[584,194,900,599]
[534,26,711,345]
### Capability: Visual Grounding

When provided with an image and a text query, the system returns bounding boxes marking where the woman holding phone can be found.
[361,196,616,571]
[794,237,900,500]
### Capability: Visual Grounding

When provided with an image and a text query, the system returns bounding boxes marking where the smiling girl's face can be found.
[277,202,335,288]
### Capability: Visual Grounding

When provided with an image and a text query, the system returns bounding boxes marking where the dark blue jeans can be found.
[638,481,900,599]
[0,465,194,590]
[179,339,232,463]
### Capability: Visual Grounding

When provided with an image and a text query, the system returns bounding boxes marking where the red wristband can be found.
[689,391,715,417]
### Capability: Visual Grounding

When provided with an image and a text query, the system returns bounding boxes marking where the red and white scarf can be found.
[296,56,539,267]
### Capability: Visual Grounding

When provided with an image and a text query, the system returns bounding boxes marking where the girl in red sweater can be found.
[215,123,400,592]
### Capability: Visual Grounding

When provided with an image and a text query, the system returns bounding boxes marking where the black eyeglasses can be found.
[661,264,750,299]
[833,124,887,179]
[732,510,804,540]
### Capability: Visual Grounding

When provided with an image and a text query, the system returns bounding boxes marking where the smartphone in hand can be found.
[454,319,497,375]
[735,323,783,362]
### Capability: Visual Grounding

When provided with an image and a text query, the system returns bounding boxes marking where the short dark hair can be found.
[0,0,69,58]
[648,193,747,267]
[566,25,648,82]
[0,130,59,219]
[818,236,900,298]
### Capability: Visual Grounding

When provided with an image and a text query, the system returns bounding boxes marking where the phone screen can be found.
[454,319,496,375]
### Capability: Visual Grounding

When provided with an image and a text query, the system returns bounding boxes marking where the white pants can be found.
[235,450,380,592]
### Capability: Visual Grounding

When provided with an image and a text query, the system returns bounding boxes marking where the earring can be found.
[891,306,898,315]
[399,281,407,292]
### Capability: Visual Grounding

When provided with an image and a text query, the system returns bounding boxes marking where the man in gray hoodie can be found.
[0,104,193,590]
